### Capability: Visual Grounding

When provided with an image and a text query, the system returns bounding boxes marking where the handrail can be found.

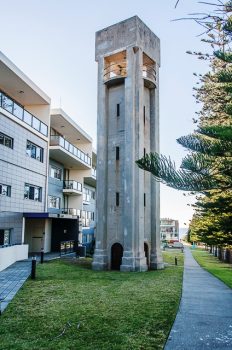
[142,65,156,81]
[0,90,48,136]
[61,208,81,216]
[63,180,82,192]
[50,135,91,166]
[103,60,127,81]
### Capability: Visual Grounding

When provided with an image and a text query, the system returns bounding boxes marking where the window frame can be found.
[50,165,62,180]
[0,183,11,197]
[0,132,14,149]
[24,183,42,202]
[117,103,120,117]
[48,195,60,209]
[116,146,120,160]
[116,192,120,206]
[0,229,11,246]
[26,140,43,162]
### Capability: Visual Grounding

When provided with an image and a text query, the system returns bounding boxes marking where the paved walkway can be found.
[0,253,61,314]
[165,246,232,350]
[0,260,31,314]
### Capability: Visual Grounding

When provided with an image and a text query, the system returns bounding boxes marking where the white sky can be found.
[1,0,212,227]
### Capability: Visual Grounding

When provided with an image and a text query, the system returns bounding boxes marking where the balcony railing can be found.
[63,180,82,192]
[61,208,81,216]
[50,135,91,166]
[83,194,90,203]
[60,240,75,256]
[91,168,96,178]
[0,90,48,136]
[104,60,127,82]
[142,65,156,82]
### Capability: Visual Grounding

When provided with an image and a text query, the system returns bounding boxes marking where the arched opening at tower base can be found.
[144,243,149,268]
[111,243,123,270]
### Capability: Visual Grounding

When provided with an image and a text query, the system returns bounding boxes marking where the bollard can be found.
[40,248,44,264]
[175,256,178,266]
[31,256,36,279]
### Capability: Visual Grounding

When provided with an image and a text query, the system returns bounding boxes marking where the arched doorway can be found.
[111,243,123,270]
[144,243,149,268]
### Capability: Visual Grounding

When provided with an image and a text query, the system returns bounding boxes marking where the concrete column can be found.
[120,46,147,272]
[92,57,108,270]
[134,48,147,271]
[120,46,135,271]
[22,216,25,244]
[150,69,164,269]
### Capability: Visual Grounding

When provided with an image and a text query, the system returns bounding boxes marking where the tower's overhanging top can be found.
[95,16,160,66]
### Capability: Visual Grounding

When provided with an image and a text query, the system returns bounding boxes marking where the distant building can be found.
[160,218,179,242]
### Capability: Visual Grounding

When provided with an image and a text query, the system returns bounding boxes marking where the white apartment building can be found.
[160,218,179,242]
[24,111,96,254]
[0,52,96,270]
[0,51,50,270]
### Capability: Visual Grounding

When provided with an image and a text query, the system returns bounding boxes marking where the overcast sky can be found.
[1,0,212,227]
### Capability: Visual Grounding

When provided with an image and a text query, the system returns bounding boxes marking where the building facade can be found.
[92,16,163,271]
[24,109,96,253]
[0,51,50,270]
[0,52,96,270]
[160,218,179,243]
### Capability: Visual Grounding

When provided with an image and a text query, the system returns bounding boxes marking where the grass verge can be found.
[192,249,232,289]
[0,251,183,350]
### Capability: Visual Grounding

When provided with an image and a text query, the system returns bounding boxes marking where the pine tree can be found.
[136,1,232,247]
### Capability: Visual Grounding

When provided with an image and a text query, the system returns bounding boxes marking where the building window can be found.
[0,132,13,149]
[48,196,60,209]
[0,229,11,245]
[116,146,120,160]
[0,183,11,197]
[83,187,91,202]
[144,148,146,158]
[144,193,146,207]
[117,103,120,117]
[26,140,43,162]
[50,165,62,180]
[82,210,93,227]
[24,184,42,201]
[116,192,119,206]
[91,190,95,200]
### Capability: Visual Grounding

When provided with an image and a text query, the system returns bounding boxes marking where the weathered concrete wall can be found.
[93,16,163,271]
[95,16,160,67]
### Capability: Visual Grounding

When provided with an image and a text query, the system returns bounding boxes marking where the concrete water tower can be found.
[92,16,164,271]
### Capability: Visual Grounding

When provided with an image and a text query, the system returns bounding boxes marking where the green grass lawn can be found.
[192,249,232,289]
[0,252,183,350]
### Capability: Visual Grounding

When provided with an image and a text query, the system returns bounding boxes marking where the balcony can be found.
[84,167,96,187]
[63,180,82,196]
[50,135,91,169]
[61,208,81,217]
[143,53,156,89]
[104,51,127,86]
[0,90,48,137]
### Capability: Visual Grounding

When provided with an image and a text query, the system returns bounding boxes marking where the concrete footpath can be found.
[165,246,232,349]
[0,253,61,314]
[0,260,31,314]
